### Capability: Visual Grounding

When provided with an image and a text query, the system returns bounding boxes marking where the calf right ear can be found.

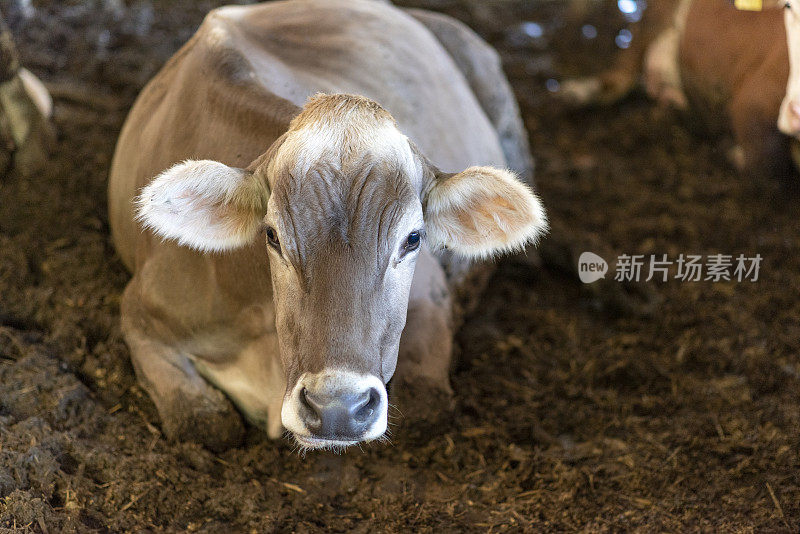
[422,165,548,258]
[136,160,269,253]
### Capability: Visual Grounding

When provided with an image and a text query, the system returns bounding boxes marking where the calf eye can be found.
[404,230,421,253]
[266,226,280,250]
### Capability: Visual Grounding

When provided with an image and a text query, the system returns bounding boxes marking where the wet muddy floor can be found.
[0,0,798,531]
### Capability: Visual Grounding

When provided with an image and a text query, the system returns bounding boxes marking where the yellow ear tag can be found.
[734,0,763,10]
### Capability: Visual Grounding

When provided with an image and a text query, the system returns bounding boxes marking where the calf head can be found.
[136,94,547,449]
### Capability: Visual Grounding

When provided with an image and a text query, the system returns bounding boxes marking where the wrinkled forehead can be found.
[265,114,423,270]
[268,150,421,229]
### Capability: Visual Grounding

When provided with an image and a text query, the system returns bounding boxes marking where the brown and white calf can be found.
[108,0,547,451]
[562,0,800,177]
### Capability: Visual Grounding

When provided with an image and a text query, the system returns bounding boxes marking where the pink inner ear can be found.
[425,166,547,257]
[457,193,532,243]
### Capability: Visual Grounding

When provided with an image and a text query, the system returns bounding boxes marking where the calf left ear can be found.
[423,166,548,258]
[136,160,269,253]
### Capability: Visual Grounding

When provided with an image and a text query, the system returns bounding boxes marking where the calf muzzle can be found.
[281,370,388,448]
[299,386,381,439]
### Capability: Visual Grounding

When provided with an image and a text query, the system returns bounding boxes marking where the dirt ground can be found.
[0,0,798,531]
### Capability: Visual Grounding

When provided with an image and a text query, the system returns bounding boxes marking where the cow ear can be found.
[136,160,269,252]
[422,166,547,258]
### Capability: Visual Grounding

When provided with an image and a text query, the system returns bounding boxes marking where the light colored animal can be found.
[0,11,53,176]
[562,0,800,177]
[108,0,547,451]
[779,0,800,142]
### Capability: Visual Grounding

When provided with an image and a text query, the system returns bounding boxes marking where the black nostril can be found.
[299,387,321,429]
[300,387,311,409]
[353,388,380,423]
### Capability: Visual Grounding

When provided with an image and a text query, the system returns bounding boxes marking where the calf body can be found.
[109,0,546,450]
[562,0,797,177]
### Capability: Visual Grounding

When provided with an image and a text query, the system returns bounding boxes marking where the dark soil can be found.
[1,0,798,531]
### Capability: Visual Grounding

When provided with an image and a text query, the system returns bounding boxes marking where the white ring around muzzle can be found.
[281,370,388,449]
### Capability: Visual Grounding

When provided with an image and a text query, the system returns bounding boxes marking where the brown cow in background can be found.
[562,0,799,180]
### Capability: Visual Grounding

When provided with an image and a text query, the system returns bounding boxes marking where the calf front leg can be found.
[392,249,455,421]
[121,286,245,451]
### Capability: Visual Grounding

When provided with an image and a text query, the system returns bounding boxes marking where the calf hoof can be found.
[159,389,245,453]
[390,377,454,428]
